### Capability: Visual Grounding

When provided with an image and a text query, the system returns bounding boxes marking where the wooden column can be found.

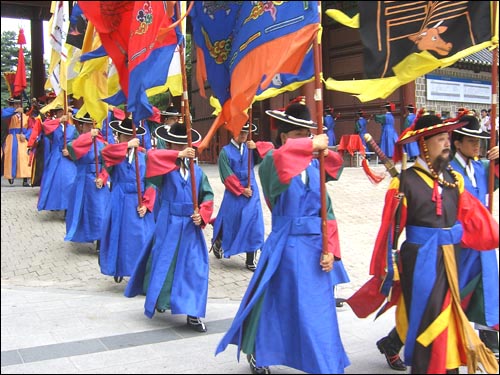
[30,17,45,99]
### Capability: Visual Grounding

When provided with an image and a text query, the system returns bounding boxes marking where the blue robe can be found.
[216,139,350,374]
[125,160,214,319]
[375,112,398,158]
[64,135,110,243]
[451,157,498,328]
[212,142,264,257]
[99,147,155,277]
[37,123,77,211]
[324,114,336,146]
[355,116,368,152]
[403,113,419,158]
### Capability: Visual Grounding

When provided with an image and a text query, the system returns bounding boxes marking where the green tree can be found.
[1,30,32,104]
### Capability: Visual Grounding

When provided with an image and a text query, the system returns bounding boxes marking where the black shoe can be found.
[156,306,166,313]
[376,336,406,371]
[247,354,271,374]
[212,239,223,259]
[113,276,123,283]
[246,263,257,272]
[22,178,30,187]
[8,179,14,185]
[187,316,207,332]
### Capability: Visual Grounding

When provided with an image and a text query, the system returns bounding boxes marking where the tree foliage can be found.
[1,30,32,104]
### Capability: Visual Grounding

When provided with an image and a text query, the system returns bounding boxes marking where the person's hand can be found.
[137,205,147,218]
[15,107,24,114]
[179,147,195,159]
[312,134,328,152]
[128,138,140,148]
[62,148,69,156]
[486,145,499,161]
[90,128,99,138]
[320,252,334,272]
[247,140,256,149]
[95,178,104,189]
[19,134,26,142]
[242,187,253,198]
[191,212,202,226]
[59,115,68,123]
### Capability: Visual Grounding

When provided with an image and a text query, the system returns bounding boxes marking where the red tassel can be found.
[432,180,442,216]
[361,158,386,184]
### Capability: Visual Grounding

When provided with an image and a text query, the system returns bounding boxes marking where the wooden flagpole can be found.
[247,106,253,188]
[312,1,329,257]
[132,119,143,208]
[487,0,498,212]
[177,1,198,212]
[92,119,99,180]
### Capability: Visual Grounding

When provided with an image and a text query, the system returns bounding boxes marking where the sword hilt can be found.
[364,133,399,177]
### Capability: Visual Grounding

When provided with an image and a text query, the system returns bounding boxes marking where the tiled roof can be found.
[459,48,493,66]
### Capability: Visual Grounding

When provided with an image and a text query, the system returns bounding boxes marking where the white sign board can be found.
[426,75,491,104]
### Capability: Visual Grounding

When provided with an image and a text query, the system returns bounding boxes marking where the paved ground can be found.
[1,160,498,374]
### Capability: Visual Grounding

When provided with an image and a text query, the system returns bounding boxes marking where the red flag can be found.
[13,28,27,96]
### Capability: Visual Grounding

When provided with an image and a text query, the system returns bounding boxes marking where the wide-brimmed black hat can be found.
[397,113,467,145]
[109,118,146,136]
[241,121,257,133]
[160,105,181,117]
[266,99,317,130]
[383,102,395,112]
[156,122,202,144]
[72,113,94,124]
[7,96,21,104]
[453,115,490,139]
[406,104,415,111]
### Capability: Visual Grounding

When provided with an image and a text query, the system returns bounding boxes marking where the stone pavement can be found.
[1,162,498,374]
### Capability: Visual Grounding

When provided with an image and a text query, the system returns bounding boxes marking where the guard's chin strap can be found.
[431,180,442,216]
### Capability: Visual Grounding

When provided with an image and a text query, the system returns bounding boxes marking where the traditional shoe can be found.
[212,239,223,259]
[8,179,14,185]
[113,276,123,283]
[246,263,257,272]
[156,307,166,313]
[376,336,406,371]
[247,353,271,374]
[22,178,30,187]
[187,316,207,332]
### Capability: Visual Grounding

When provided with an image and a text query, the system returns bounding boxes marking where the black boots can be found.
[246,251,257,271]
[22,178,30,187]
[186,316,207,332]
[247,353,270,374]
[376,327,406,371]
[212,238,223,259]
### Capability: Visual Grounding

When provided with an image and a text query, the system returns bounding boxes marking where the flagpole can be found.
[312,1,329,257]
[487,0,498,212]
[247,106,253,188]
[92,120,99,180]
[124,105,143,208]
[63,91,68,149]
[177,1,198,212]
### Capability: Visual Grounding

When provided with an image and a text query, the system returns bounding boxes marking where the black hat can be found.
[160,105,181,117]
[241,121,257,133]
[397,112,466,145]
[155,122,202,144]
[383,102,396,112]
[357,109,365,116]
[453,115,490,139]
[7,96,21,104]
[324,105,333,113]
[266,97,317,130]
[109,118,146,136]
[406,104,415,111]
[71,113,94,124]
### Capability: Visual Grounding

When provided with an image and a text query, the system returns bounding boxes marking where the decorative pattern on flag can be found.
[190,1,320,152]
[324,1,496,102]
[79,1,181,122]
[46,0,70,95]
